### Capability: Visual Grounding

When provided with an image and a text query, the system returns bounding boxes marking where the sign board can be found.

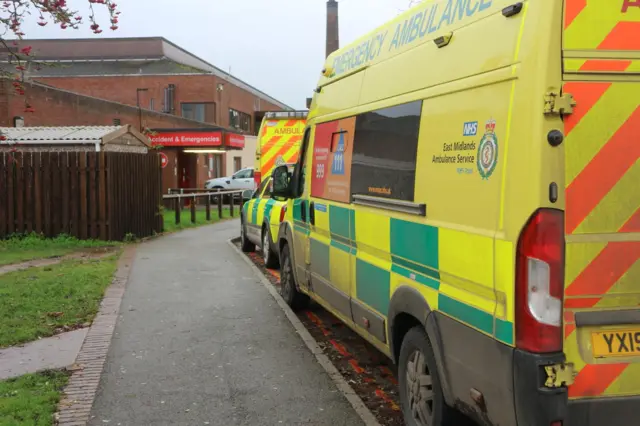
[150,131,223,147]
[159,152,168,169]
[225,133,246,149]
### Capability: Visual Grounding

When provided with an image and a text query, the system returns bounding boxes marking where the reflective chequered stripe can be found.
[294,202,514,346]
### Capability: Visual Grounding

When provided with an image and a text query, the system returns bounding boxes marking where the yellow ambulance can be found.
[240,112,307,267]
[253,111,307,187]
[270,1,640,425]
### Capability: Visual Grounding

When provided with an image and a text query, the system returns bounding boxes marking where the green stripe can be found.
[438,294,493,335]
[331,233,352,247]
[356,259,390,315]
[310,239,330,279]
[391,264,439,290]
[349,209,356,241]
[251,200,260,225]
[495,319,514,345]
[293,199,305,222]
[264,199,276,222]
[330,240,357,255]
[329,205,351,240]
[390,219,438,271]
[392,255,440,280]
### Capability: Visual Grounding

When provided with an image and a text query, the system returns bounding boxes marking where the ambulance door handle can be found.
[300,201,307,223]
[309,202,315,226]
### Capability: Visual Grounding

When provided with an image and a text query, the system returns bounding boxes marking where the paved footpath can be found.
[89,220,364,426]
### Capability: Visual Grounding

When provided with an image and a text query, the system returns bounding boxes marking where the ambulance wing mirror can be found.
[242,189,253,203]
[271,165,292,199]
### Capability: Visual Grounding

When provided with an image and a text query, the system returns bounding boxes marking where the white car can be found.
[205,167,256,191]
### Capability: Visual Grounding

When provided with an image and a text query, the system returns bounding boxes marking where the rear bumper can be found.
[513,350,640,426]
[435,313,639,426]
[566,395,640,426]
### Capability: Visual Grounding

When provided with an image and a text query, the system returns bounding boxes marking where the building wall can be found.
[1,80,219,131]
[34,75,284,134]
[226,135,257,176]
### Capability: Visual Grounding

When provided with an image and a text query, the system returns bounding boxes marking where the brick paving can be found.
[56,245,136,426]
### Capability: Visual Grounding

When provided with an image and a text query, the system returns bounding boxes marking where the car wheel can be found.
[211,186,224,204]
[240,220,255,252]
[262,226,279,269]
[279,244,309,310]
[399,326,455,426]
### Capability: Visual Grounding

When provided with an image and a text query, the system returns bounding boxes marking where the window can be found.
[253,177,271,199]
[149,98,155,111]
[113,118,121,126]
[234,157,242,172]
[212,154,223,178]
[229,108,252,132]
[233,169,254,179]
[350,101,422,202]
[181,103,216,123]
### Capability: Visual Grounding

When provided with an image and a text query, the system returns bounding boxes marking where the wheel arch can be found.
[388,286,454,405]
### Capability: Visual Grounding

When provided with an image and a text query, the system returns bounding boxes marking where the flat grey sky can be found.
[21,0,417,109]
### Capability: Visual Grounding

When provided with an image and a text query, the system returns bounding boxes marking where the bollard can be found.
[191,195,196,223]
[217,192,223,218]
[175,197,181,225]
[230,193,235,217]
[205,194,211,221]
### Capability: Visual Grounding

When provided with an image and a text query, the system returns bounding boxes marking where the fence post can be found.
[205,193,211,221]
[217,192,223,218]
[191,195,196,223]
[175,197,181,225]
[230,193,235,217]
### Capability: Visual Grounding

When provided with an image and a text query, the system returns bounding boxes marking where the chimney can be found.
[326,0,339,58]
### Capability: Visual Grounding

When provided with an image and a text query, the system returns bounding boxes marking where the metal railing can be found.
[162,190,246,225]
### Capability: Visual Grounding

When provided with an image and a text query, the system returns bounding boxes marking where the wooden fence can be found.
[0,151,162,241]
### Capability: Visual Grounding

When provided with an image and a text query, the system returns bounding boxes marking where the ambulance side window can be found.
[350,101,422,202]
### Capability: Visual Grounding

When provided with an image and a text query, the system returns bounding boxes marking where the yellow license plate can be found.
[592,329,640,358]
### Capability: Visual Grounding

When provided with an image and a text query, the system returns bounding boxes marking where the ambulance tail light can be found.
[515,209,565,354]
[279,204,287,223]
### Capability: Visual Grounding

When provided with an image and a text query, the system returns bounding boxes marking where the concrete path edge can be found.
[227,239,382,426]
[55,245,137,426]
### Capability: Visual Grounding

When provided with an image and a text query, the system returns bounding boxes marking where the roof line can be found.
[157,37,292,109]
[10,36,294,110]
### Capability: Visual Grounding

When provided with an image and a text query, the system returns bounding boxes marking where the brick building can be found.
[3,37,292,193]
[18,37,291,133]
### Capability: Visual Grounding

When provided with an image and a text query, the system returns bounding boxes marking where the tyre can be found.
[262,226,279,269]
[399,326,455,426]
[240,220,255,252]
[210,186,224,204]
[279,244,309,310]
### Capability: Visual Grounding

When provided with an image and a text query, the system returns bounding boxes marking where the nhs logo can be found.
[463,121,478,137]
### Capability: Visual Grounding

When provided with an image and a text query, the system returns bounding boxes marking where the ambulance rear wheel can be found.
[279,244,309,310]
[399,326,455,426]
[262,226,279,269]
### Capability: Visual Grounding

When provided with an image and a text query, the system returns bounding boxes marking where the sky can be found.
[20,0,419,109]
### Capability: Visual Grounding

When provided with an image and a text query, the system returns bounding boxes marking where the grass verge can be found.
[162,207,234,233]
[0,234,115,267]
[0,255,119,348]
[0,370,69,426]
